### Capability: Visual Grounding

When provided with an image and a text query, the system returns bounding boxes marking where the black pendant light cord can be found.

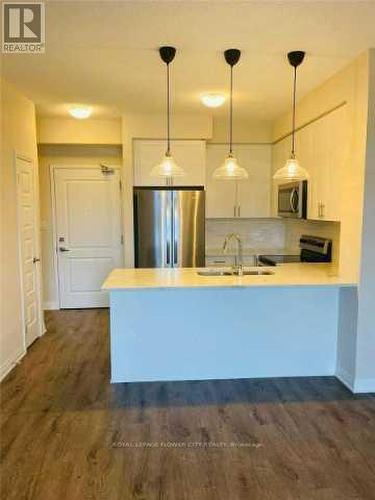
[166,62,171,155]
[224,49,240,156]
[229,64,233,155]
[159,46,176,159]
[291,65,297,157]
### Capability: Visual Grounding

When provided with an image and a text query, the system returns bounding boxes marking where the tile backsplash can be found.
[206,218,286,252]
[206,218,340,263]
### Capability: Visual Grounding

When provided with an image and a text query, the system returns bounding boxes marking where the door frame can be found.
[50,164,123,309]
[15,152,44,348]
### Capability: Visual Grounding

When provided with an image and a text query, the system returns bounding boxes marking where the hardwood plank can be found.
[1,309,375,500]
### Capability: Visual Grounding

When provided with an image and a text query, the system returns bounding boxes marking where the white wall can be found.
[38,144,122,308]
[1,79,40,380]
[210,116,272,144]
[354,48,375,392]
[37,117,122,145]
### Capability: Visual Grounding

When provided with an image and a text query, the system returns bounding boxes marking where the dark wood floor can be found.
[1,309,375,500]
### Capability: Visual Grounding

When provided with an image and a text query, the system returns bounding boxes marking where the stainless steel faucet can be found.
[222,233,243,276]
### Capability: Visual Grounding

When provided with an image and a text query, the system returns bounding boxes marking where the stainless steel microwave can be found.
[277,180,307,219]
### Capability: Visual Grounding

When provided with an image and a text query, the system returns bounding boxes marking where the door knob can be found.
[59,247,70,252]
[33,257,40,263]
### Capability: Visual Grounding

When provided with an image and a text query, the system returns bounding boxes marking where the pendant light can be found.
[273,51,309,181]
[150,46,185,181]
[212,49,248,180]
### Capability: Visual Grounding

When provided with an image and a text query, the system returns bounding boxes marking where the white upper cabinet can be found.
[133,140,206,187]
[206,144,272,218]
[272,105,347,222]
[306,106,346,221]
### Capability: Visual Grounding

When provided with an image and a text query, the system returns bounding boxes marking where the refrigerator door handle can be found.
[172,191,178,267]
[166,241,171,265]
[173,240,178,265]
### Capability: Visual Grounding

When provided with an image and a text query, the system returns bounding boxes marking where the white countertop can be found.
[102,264,356,291]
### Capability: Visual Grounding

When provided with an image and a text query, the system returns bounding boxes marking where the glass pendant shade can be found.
[150,152,185,178]
[273,155,309,181]
[212,49,248,181]
[213,154,249,180]
[273,50,309,182]
[151,46,186,180]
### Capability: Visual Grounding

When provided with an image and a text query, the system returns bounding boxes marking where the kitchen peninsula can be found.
[103,265,356,384]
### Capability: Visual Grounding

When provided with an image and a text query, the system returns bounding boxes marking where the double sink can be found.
[197,269,274,277]
[200,233,275,277]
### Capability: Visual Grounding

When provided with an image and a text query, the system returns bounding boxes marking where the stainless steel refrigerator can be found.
[134,187,205,268]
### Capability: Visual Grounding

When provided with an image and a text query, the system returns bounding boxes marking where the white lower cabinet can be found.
[206,144,272,218]
[133,139,206,187]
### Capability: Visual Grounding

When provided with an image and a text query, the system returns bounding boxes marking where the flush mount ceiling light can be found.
[68,106,92,119]
[273,51,309,181]
[150,46,185,182]
[212,49,248,180]
[200,93,226,108]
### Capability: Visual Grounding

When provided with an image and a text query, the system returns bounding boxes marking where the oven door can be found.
[277,181,307,218]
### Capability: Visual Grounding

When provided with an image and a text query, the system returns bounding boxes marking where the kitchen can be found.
[1,2,375,499]
[103,47,358,387]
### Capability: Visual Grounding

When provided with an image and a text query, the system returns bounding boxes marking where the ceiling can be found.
[2,1,375,121]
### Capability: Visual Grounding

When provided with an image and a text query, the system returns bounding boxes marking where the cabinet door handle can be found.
[233,205,237,217]
[318,202,325,218]
[238,204,241,217]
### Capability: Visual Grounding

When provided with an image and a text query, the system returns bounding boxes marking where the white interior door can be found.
[16,155,42,347]
[54,167,123,308]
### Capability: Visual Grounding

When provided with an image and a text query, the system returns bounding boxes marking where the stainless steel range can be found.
[258,235,332,266]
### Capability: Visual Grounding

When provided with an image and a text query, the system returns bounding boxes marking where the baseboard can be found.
[336,369,375,394]
[0,348,26,382]
[353,378,375,394]
[335,368,355,393]
[43,301,59,310]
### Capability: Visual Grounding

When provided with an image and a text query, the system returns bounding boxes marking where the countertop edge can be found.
[103,282,357,291]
